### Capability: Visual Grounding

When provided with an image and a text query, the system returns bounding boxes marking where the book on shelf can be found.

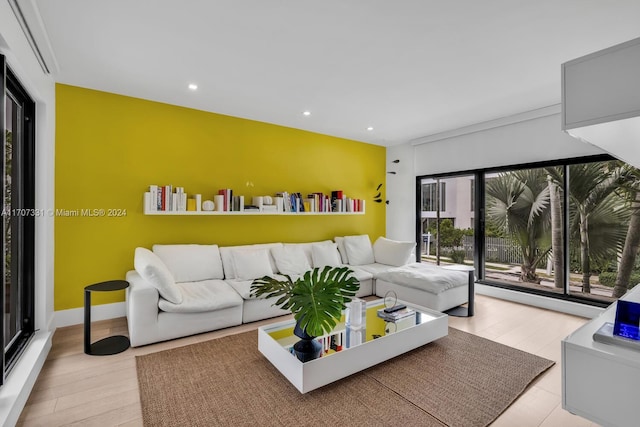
[303,198,313,213]
[148,185,158,212]
[376,307,416,322]
[164,185,172,211]
[232,195,245,212]
[276,192,291,212]
[294,193,304,212]
[218,189,234,212]
[158,186,165,211]
[147,184,190,212]
[331,190,343,212]
[173,187,187,211]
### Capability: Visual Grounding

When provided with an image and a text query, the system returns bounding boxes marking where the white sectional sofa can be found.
[125,235,469,347]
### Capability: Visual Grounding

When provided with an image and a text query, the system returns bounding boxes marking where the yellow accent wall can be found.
[55,84,386,310]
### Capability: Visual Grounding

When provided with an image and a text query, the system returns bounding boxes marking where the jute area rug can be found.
[136,328,554,427]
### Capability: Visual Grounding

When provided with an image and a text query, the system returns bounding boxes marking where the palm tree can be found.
[564,163,628,293]
[486,169,551,283]
[546,171,564,288]
[613,166,640,298]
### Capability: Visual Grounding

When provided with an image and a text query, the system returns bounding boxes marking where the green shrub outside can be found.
[598,272,640,288]
[450,250,466,264]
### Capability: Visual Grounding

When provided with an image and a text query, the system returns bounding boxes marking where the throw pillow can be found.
[232,248,274,280]
[373,237,416,266]
[152,244,224,282]
[311,242,342,268]
[343,235,375,265]
[134,247,183,304]
[334,236,349,264]
[271,246,311,275]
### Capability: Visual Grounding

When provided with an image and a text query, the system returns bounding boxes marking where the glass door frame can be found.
[416,154,617,308]
[1,55,36,382]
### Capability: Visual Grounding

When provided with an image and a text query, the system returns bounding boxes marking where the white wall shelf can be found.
[143,191,365,216]
[143,209,365,216]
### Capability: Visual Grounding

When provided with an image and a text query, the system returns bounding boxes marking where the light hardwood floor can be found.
[17,295,600,426]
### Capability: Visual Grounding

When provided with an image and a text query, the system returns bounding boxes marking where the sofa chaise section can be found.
[374,263,469,312]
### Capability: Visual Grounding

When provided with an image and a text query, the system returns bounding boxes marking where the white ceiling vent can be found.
[8,0,59,75]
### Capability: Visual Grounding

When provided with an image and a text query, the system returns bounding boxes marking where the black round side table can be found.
[84,280,130,356]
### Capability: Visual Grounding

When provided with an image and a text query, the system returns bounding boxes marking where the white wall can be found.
[386,143,416,241]
[414,112,603,176]
[0,1,55,424]
[387,110,605,242]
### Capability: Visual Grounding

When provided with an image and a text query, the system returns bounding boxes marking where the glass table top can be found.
[261,299,440,359]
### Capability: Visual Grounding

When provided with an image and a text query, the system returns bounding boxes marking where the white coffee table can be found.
[257,299,448,393]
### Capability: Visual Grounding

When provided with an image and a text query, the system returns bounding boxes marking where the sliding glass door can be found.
[1,55,35,382]
[566,160,638,303]
[417,156,640,306]
[483,166,565,295]
[419,175,474,266]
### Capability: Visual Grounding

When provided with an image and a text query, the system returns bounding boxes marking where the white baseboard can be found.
[476,283,605,319]
[0,330,52,427]
[55,301,126,328]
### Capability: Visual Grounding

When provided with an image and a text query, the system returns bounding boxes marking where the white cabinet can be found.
[561,36,640,169]
[562,286,640,427]
[562,37,640,130]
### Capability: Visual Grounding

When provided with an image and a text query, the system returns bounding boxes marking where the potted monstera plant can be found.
[250,266,359,361]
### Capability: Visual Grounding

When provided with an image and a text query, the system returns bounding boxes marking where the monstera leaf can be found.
[251,266,359,337]
[250,274,297,310]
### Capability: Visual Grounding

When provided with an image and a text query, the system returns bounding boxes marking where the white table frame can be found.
[257,299,448,393]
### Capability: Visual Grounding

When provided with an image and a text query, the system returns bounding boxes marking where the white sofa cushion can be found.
[272,245,311,275]
[343,235,375,265]
[311,242,341,268]
[220,243,282,279]
[349,263,396,277]
[232,248,274,280]
[375,263,468,294]
[158,279,243,313]
[227,274,291,300]
[282,242,316,267]
[344,266,374,283]
[152,244,224,282]
[134,247,182,304]
[373,237,416,267]
[334,237,349,264]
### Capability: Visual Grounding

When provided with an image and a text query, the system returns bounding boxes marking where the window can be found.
[417,155,640,306]
[422,181,446,211]
[419,175,474,265]
[484,166,565,297]
[1,55,36,383]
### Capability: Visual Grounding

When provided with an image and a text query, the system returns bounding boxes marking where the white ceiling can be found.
[28,0,640,146]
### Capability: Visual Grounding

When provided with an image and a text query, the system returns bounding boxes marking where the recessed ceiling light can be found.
[367,127,374,131]
[302,111,311,116]
[188,83,198,90]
